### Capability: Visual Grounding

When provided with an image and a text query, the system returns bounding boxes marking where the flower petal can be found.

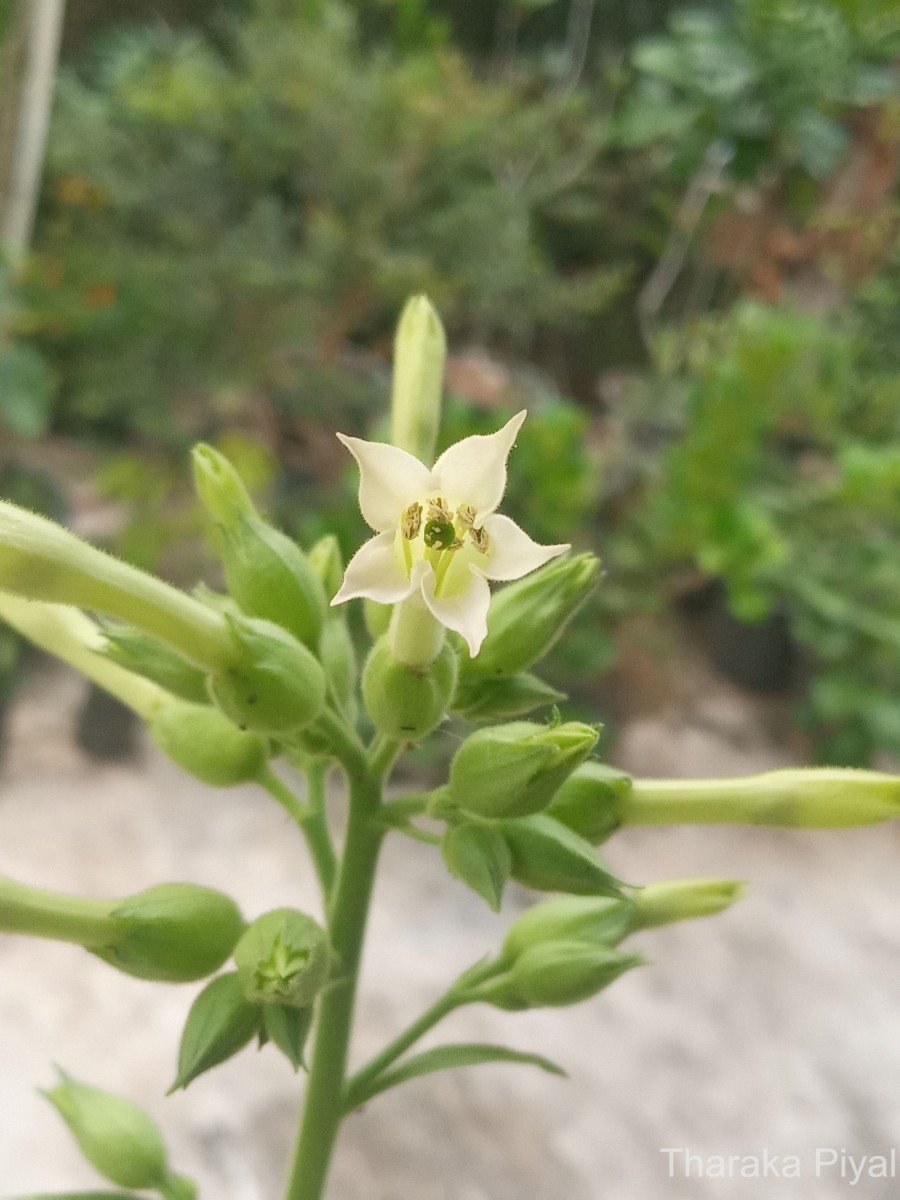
[431,410,526,518]
[420,565,491,657]
[337,434,434,533]
[480,514,570,582]
[331,532,417,605]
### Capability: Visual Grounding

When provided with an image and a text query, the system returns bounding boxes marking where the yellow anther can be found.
[402,503,423,540]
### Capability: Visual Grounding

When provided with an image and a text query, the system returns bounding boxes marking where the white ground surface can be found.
[2,661,900,1199]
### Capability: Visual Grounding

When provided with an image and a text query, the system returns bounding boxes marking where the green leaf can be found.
[262,1002,314,1072]
[500,814,624,896]
[451,672,565,722]
[345,1043,567,1109]
[0,344,56,438]
[441,823,512,912]
[170,972,261,1091]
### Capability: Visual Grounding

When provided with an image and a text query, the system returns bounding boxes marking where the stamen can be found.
[427,496,454,525]
[457,503,477,530]
[469,525,491,555]
[402,502,422,540]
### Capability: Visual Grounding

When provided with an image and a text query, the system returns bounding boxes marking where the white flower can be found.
[331,411,570,656]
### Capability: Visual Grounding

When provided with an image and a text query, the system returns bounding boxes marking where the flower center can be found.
[398,496,491,595]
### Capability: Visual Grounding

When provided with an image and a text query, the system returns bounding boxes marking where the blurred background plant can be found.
[0,0,898,762]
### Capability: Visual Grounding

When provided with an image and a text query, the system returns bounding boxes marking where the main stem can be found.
[282,762,385,1200]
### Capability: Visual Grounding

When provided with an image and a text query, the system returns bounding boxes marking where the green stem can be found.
[0,876,113,947]
[281,765,386,1200]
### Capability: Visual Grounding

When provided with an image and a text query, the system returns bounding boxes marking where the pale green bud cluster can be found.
[43,1070,188,1193]
[447,720,598,819]
[233,908,331,1008]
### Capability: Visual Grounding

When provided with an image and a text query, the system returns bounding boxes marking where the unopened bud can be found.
[362,634,457,740]
[192,444,326,649]
[234,908,330,1008]
[500,895,636,963]
[43,1070,169,1189]
[95,882,245,983]
[209,614,326,733]
[546,760,633,844]
[320,617,358,721]
[308,534,345,599]
[478,943,643,1010]
[452,671,565,722]
[464,553,599,679]
[101,625,209,704]
[630,878,745,929]
[500,813,622,896]
[148,698,268,786]
[448,720,598,819]
[390,295,446,464]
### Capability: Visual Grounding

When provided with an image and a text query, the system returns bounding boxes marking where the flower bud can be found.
[390,294,446,464]
[499,813,622,896]
[320,617,358,722]
[192,444,326,649]
[441,822,512,912]
[148,698,268,786]
[500,895,636,963]
[362,634,457,740]
[43,1070,169,1189]
[630,878,745,929]
[209,614,327,733]
[481,943,643,1009]
[233,908,330,1008]
[448,720,598,819]
[546,760,633,844]
[100,625,209,704]
[451,671,565,722]
[94,883,245,983]
[464,553,599,679]
[308,534,345,599]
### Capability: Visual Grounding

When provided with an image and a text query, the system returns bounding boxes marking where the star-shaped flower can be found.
[331,411,569,656]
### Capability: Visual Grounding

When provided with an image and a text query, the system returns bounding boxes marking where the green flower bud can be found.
[308,534,345,598]
[451,672,565,722]
[233,908,330,1008]
[100,625,209,704]
[148,698,268,786]
[362,634,457,740]
[630,878,745,929]
[390,295,446,464]
[464,553,599,679]
[320,617,358,722]
[94,883,245,983]
[481,942,643,1009]
[441,822,512,912]
[500,895,636,963]
[622,768,900,829]
[209,614,327,733]
[499,813,622,896]
[192,444,326,649]
[546,760,633,844]
[43,1070,169,1189]
[448,720,598,819]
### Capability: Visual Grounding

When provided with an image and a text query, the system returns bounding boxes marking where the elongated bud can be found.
[448,720,598,819]
[546,760,633,844]
[148,698,268,787]
[192,445,326,649]
[362,633,457,740]
[308,534,345,598]
[94,883,245,983]
[499,813,622,896]
[622,768,900,829]
[452,671,565,722]
[43,1070,170,1189]
[477,943,643,1010]
[500,895,636,963]
[390,295,446,464]
[100,625,209,704]
[630,878,745,929]
[0,500,234,670]
[209,614,326,733]
[464,553,599,679]
[233,908,331,1008]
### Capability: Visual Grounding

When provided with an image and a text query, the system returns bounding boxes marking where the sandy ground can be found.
[2,661,900,1199]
